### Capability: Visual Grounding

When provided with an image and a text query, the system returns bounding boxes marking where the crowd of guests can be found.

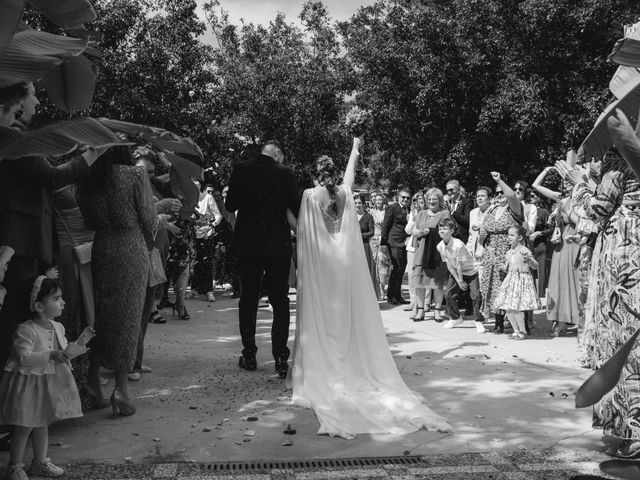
[0,83,241,479]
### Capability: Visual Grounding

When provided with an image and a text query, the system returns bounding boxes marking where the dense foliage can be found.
[23,0,640,191]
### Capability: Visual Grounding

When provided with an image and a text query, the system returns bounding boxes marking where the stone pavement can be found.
[0,290,616,479]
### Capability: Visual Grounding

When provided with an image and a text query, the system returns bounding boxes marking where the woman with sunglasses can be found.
[478,172,524,333]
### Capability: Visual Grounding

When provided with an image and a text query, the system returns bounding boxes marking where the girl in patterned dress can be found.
[493,226,540,339]
[0,276,94,480]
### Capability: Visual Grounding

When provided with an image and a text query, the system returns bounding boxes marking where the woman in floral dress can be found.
[560,138,640,457]
[479,172,524,333]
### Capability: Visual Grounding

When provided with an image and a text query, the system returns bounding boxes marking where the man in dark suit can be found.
[446,180,473,244]
[225,140,300,378]
[381,188,411,305]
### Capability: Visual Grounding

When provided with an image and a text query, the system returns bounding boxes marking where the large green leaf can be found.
[40,54,96,113]
[0,117,129,160]
[0,29,88,86]
[97,118,204,163]
[575,326,640,408]
[27,0,96,28]
[578,80,640,162]
[0,0,24,58]
[609,37,640,68]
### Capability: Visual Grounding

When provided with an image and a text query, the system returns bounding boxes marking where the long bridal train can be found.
[288,184,452,440]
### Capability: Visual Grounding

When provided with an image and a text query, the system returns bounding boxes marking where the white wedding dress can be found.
[288,185,452,439]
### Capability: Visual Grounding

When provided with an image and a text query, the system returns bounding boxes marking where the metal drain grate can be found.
[200,456,423,472]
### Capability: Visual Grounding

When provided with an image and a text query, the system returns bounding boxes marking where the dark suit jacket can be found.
[225,154,299,257]
[358,212,375,244]
[450,196,473,243]
[0,156,89,264]
[380,203,409,248]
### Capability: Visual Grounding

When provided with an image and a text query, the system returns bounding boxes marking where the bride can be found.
[287,136,451,439]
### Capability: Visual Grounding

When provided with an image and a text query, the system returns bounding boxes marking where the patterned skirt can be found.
[493,272,540,312]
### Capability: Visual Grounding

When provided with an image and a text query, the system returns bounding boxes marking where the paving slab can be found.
[0,290,608,476]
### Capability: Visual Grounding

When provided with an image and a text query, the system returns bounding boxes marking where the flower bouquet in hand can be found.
[345,106,373,137]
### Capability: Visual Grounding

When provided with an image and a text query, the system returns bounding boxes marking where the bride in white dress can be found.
[287,136,451,439]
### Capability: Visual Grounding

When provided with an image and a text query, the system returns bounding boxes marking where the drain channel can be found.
[200,456,423,472]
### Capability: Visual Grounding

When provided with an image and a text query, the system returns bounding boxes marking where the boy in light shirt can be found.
[436,218,485,333]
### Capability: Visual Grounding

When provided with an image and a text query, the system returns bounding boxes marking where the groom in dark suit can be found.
[225,140,300,378]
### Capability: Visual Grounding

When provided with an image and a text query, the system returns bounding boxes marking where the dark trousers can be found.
[237,254,291,360]
[387,246,407,301]
[134,284,156,372]
[444,273,481,320]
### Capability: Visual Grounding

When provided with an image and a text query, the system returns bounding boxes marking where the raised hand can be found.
[490,171,501,182]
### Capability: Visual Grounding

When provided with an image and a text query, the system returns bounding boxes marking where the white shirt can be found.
[437,238,478,278]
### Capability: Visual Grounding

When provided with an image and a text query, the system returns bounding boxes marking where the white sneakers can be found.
[29,458,64,477]
[443,318,464,329]
[476,322,487,334]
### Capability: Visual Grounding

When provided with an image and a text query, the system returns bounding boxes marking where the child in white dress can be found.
[0,276,94,480]
[493,226,540,339]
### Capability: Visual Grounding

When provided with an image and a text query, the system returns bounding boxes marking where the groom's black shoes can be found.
[275,357,288,379]
[239,355,257,371]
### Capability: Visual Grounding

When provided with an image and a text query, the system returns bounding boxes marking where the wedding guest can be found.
[446,180,473,243]
[405,191,425,317]
[354,194,375,286]
[0,83,99,367]
[527,189,551,297]
[479,172,524,333]
[78,146,158,417]
[467,186,493,279]
[515,180,537,235]
[437,218,485,332]
[221,185,240,298]
[166,216,197,320]
[0,246,14,315]
[381,187,411,304]
[192,184,222,298]
[370,193,390,300]
[410,188,450,322]
[532,166,580,336]
[493,226,540,339]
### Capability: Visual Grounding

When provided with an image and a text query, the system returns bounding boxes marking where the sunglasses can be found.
[446,188,456,193]
[495,191,505,196]
[400,195,411,199]
[514,187,524,192]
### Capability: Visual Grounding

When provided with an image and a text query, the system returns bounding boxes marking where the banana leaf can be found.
[0,117,130,160]
[40,54,96,113]
[0,29,88,86]
[609,37,640,68]
[166,152,202,220]
[27,0,96,28]
[97,118,204,164]
[610,67,640,100]
[578,80,640,162]
[575,325,640,408]
[0,0,24,58]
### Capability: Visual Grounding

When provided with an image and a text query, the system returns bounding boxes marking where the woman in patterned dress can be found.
[78,147,158,417]
[563,115,640,456]
[370,193,390,300]
[479,172,524,333]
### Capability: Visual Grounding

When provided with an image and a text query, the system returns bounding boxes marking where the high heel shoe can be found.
[85,386,110,410]
[110,391,136,419]
[173,305,191,321]
[412,308,425,322]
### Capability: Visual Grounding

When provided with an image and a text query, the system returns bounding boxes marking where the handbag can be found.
[73,242,93,265]
[54,207,93,264]
[148,229,167,287]
[550,226,562,244]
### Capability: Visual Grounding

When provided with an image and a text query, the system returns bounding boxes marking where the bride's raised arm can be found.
[342,136,364,191]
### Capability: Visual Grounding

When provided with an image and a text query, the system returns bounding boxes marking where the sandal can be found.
[150,311,166,324]
[605,440,640,459]
[412,308,425,322]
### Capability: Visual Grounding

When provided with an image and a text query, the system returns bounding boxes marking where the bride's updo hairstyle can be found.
[316,155,335,180]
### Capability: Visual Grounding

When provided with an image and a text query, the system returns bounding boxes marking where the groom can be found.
[225,140,300,378]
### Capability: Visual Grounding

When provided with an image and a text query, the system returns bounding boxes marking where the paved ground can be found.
[0,289,619,479]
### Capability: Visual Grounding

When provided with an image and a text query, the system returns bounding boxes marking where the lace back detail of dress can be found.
[321,201,342,234]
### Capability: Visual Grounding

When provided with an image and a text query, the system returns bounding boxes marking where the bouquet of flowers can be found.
[345,106,373,137]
